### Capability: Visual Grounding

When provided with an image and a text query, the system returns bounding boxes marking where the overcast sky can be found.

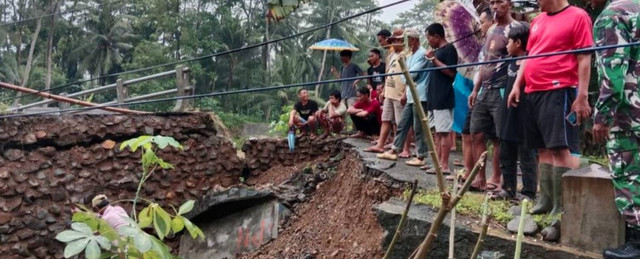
[378,0,419,23]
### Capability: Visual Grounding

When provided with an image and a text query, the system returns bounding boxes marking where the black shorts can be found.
[470,88,502,138]
[523,88,578,150]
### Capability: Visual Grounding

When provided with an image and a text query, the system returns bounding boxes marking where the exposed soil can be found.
[240,152,401,259]
[246,154,330,186]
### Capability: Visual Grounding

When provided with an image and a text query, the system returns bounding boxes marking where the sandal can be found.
[486,182,500,191]
[420,164,432,170]
[468,185,486,192]
[453,159,464,167]
[364,147,385,153]
[376,152,398,161]
[446,173,468,182]
[490,190,515,201]
[398,153,411,159]
[425,168,451,175]
[405,158,425,166]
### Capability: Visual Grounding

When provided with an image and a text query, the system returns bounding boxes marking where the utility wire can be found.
[0,0,413,104]
[1,41,635,119]
[0,0,125,27]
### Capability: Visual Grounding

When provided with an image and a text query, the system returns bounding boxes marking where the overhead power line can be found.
[0,41,632,119]
[0,0,413,103]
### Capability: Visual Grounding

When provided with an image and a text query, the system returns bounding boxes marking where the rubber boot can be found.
[548,166,570,216]
[603,226,640,259]
[531,163,553,214]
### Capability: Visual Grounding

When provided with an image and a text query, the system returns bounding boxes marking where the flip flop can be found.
[420,164,432,170]
[377,152,398,161]
[468,185,486,192]
[446,174,468,182]
[453,159,464,167]
[398,153,411,159]
[364,147,385,153]
[486,182,500,191]
[405,158,425,166]
[490,190,515,201]
[425,168,451,175]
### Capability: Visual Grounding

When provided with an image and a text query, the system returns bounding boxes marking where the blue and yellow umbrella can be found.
[308,39,359,51]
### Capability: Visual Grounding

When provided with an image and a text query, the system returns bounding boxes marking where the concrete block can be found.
[562,164,625,253]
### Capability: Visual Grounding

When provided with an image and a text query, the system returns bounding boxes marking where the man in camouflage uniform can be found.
[591,0,640,257]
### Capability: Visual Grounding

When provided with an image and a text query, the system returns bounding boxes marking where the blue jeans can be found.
[392,102,429,158]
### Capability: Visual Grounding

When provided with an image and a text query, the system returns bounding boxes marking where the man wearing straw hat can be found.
[377,28,431,168]
[365,28,408,154]
[90,194,131,230]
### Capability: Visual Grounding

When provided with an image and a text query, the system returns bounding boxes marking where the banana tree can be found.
[266,0,310,21]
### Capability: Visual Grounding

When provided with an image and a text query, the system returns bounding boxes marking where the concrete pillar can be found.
[562,164,625,253]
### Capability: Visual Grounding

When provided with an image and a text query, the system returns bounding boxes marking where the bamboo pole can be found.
[383,179,419,259]
[412,151,487,259]
[397,55,445,195]
[470,195,491,259]
[514,199,529,259]
[448,174,458,259]
[0,81,147,114]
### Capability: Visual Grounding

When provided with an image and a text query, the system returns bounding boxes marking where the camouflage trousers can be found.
[607,131,640,227]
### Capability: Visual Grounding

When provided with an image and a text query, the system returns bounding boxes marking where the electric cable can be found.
[0,41,633,119]
[0,0,414,103]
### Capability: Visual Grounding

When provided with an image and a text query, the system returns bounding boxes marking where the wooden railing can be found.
[10,66,194,113]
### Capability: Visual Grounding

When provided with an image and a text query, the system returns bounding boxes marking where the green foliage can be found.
[269,104,294,136]
[55,223,112,259]
[407,189,556,229]
[585,155,609,166]
[120,135,183,171]
[267,0,309,21]
[56,136,203,258]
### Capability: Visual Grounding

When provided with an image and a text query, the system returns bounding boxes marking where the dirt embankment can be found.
[241,152,400,259]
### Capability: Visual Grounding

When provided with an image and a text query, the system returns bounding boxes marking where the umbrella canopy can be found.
[309,39,359,51]
[434,0,483,79]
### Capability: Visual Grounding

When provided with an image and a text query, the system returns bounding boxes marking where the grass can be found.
[585,155,609,166]
[404,189,558,229]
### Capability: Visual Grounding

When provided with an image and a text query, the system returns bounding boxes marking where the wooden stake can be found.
[383,179,419,259]
[514,199,529,259]
[470,195,491,259]
[448,174,458,259]
[413,152,487,259]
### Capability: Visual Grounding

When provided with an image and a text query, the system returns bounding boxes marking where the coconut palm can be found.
[75,4,136,86]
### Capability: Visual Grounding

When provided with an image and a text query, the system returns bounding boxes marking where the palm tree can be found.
[75,4,136,86]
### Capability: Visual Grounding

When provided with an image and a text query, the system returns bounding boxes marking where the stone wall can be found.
[0,113,243,258]
[241,136,343,171]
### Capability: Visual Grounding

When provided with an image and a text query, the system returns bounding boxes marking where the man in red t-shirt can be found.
[348,87,382,138]
[507,0,593,241]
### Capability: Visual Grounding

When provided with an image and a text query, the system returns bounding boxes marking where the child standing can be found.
[492,22,537,200]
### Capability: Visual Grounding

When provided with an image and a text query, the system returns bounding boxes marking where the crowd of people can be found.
[284,0,640,257]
